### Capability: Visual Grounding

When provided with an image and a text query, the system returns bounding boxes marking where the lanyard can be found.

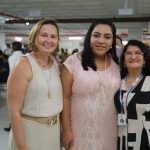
[119,73,143,112]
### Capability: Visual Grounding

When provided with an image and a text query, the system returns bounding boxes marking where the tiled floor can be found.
[0,85,9,150]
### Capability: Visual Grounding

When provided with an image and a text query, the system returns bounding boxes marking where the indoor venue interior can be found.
[0,0,150,149]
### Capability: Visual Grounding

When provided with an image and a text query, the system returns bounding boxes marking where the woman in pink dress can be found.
[61,19,121,150]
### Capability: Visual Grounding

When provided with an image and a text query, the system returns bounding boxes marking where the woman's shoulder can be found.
[8,56,32,81]
[14,56,32,75]
[63,52,82,73]
[109,57,119,69]
[141,75,150,91]
[14,56,29,67]
[64,52,81,64]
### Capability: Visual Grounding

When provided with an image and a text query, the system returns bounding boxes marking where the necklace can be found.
[34,52,50,68]
[97,55,107,105]
[34,53,52,99]
[41,69,52,99]
[36,58,50,68]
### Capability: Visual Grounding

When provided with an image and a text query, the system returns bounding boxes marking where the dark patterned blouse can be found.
[114,76,150,150]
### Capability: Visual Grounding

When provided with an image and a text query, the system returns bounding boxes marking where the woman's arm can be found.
[60,65,74,149]
[7,57,31,150]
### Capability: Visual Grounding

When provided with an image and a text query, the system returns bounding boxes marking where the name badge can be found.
[118,114,127,126]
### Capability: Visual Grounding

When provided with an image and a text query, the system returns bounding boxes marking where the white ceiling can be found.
[0,0,150,43]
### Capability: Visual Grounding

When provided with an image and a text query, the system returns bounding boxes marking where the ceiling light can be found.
[68,36,83,40]
[14,37,22,42]
[25,22,30,26]
[0,16,8,23]
[118,8,133,16]
[122,41,128,45]
[118,0,133,16]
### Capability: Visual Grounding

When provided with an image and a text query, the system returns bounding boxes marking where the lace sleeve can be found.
[63,54,77,74]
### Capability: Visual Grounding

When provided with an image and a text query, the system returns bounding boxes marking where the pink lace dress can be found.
[64,53,121,150]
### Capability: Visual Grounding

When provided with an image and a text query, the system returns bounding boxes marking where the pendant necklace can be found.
[97,55,107,105]
[34,53,52,99]
[41,68,52,99]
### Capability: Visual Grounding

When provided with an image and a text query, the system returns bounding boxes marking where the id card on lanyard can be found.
[118,73,143,126]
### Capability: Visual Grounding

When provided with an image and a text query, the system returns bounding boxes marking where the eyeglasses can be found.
[124,51,144,57]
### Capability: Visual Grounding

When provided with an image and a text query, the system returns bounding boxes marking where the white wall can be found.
[0,33,6,51]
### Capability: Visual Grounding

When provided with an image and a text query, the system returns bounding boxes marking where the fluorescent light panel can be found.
[14,37,22,42]
[68,36,83,40]
[122,41,128,45]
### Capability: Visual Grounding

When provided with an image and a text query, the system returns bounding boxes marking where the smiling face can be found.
[124,45,145,72]
[35,24,59,54]
[90,24,113,57]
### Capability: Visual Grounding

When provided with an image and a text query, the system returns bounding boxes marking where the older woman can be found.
[114,40,150,150]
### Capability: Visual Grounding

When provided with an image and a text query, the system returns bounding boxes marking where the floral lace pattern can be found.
[64,53,121,150]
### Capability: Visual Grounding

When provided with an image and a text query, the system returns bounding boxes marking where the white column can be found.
[0,33,6,51]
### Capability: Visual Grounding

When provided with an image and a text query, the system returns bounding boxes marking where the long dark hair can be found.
[120,39,150,79]
[81,19,118,71]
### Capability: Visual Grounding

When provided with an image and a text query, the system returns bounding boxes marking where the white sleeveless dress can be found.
[8,53,63,150]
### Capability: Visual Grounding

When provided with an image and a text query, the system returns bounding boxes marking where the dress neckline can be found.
[28,53,54,71]
[97,58,113,72]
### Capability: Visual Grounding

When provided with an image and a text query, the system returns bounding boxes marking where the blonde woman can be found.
[8,20,63,150]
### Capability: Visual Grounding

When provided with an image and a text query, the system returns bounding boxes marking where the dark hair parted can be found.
[116,36,123,45]
[120,39,150,79]
[12,41,22,51]
[81,19,118,71]
[28,19,59,51]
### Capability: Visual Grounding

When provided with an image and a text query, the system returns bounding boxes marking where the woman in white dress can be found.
[7,19,63,150]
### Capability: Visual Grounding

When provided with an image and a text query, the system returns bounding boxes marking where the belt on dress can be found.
[21,113,58,125]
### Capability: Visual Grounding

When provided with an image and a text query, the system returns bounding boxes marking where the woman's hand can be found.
[61,130,74,150]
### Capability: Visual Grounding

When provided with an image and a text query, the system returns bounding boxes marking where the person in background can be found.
[7,19,63,150]
[71,48,79,54]
[4,41,24,132]
[114,40,150,150]
[23,44,30,54]
[9,41,25,71]
[61,19,121,150]
[116,36,123,62]
[0,50,9,83]
[4,43,12,56]
[57,48,69,63]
